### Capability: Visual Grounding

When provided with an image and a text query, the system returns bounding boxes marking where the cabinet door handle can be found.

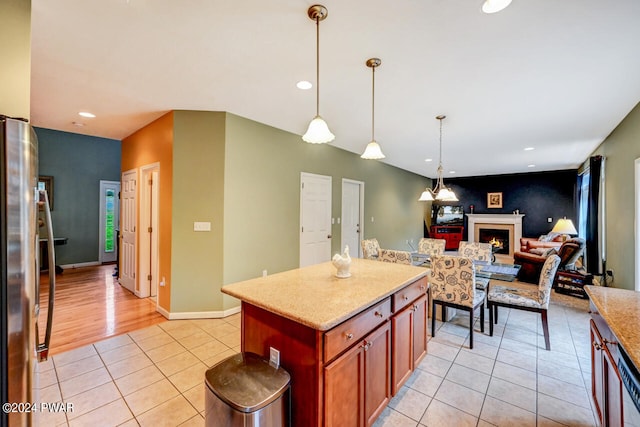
[345,333,354,340]
[419,285,426,291]
[374,311,384,318]
[603,339,618,346]
[593,341,602,351]
[403,295,409,301]
[413,304,419,311]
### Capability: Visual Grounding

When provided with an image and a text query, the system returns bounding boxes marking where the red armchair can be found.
[514,238,585,284]
[519,235,567,253]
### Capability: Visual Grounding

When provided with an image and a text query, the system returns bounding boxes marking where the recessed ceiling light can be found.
[79,111,96,118]
[524,147,535,151]
[449,171,456,174]
[528,164,536,168]
[72,121,85,127]
[424,158,433,162]
[296,81,312,90]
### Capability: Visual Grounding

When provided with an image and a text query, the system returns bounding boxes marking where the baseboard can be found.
[59,261,101,269]
[161,305,241,320]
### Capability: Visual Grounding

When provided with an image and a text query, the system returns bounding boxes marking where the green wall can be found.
[0,0,31,119]
[165,111,430,313]
[590,102,640,290]
[171,112,226,312]
[35,128,121,265]
[222,113,430,310]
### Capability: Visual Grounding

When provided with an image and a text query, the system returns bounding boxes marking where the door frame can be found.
[98,180,121,264]
[139,163,160,299]
[341,178,365,258]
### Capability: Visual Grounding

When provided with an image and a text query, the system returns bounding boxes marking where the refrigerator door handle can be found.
[36,189,56,362]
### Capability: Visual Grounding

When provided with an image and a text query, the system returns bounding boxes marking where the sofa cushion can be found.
[530,247,557,257]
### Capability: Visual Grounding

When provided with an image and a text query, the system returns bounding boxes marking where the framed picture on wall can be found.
[487,192,502,209]
[38,175,54,210]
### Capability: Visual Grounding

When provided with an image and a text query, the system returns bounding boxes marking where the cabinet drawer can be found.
[392,277,428,312]
[324,298,391,362]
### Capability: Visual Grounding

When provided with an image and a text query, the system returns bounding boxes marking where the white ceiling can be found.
[30,0,640,178]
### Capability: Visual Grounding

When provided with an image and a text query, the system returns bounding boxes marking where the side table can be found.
[554,270,592,299]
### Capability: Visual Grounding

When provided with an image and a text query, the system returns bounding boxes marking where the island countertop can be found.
[585,285,640,369]
[221,258,428,331]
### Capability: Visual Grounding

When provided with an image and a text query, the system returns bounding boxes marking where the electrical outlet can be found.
[269,347,280,368]
[262,270,267,277]
[547,217,553,223]
[606,269,614,278]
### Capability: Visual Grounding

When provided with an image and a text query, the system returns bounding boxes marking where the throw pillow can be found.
[539,232,561,242]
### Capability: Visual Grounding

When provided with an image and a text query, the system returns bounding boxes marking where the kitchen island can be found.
[222,258,429,427]
[585,285,640,426]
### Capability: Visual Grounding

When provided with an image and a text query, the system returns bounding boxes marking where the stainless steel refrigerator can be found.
[1,115,56,426]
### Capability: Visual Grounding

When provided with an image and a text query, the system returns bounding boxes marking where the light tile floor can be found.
[35,293,597,426]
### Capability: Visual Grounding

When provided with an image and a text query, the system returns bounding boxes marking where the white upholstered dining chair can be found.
[487,254,561,350]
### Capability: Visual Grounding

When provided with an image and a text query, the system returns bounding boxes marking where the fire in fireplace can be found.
[479,229,510,255]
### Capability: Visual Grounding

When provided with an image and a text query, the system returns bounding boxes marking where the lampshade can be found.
[435,187,459,202]
[482,0,513,13]
[303,5,334,144]
[418,190,434,201]
[303,115,335,144]
[552,217,578,235]
[361,58,385,159]
[418,115,458,202]
[361,141,385,160]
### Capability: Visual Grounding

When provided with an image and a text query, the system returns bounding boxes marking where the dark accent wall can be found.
[434,170,578,240]
[35,128,121,265]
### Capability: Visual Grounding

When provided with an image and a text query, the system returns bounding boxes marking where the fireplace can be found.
[479,228,510,255]
[466,214,524,260]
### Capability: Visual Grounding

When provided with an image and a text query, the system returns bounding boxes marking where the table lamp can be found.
[551,217,578,241]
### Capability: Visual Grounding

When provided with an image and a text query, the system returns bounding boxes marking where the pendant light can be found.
[419,115,459,202]
[482,0,512,14]
[361,58,385,159]
[302,5,335,144]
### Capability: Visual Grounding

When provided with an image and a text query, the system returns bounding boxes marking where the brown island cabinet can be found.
[222,258,429,427]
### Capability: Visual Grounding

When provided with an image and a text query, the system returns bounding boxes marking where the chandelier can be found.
[419,115,459,202]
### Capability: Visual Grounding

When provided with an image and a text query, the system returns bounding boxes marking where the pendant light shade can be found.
[418,115,458,202]
[361,58,385,160]
[361,141,385,160]
[303,115,335,144]
[482,0,512,14]
[303,5,335,144]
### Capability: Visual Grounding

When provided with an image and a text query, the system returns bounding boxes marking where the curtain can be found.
[586,155,604,274]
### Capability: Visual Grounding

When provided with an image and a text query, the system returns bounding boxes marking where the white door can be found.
[139,164,159,298]
[341,179,364,258]
[300,172,332,267]
[99,181,121,264]
[120,169,137,293]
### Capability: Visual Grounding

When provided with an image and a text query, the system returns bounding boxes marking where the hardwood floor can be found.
[38,264,167,355]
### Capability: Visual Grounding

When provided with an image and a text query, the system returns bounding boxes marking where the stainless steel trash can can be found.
[205,352,290,427]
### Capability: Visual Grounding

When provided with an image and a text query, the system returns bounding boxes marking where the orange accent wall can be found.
[121,112,173,312]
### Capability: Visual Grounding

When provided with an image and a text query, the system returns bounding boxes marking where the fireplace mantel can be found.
[466,214,525,258]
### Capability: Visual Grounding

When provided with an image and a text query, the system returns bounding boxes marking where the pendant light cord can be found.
[371,66,375,141]
[315,17,320,116]
[438,117,443,167]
